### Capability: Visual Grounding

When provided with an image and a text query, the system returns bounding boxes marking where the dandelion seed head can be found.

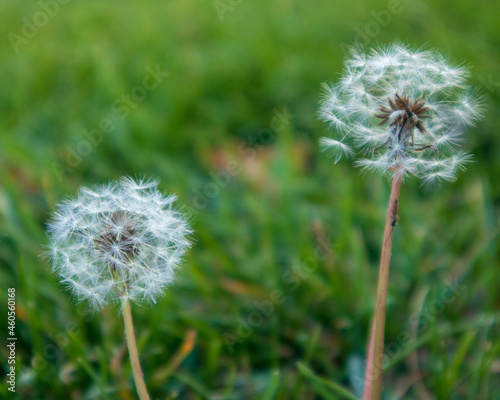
[47,177,192,310]
[319,43,483,184]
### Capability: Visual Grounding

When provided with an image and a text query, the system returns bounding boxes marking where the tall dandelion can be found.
[318,43,483,400]
[47,177,191,400]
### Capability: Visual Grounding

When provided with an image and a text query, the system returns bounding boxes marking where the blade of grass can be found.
[297,362,359,400]
[291,325,323,397]
[222,364,238,399]
[174,371,212,398]
[152,329,197,383]
[384,313,500,371]
[261,370,281,400]
[444,330,477,393]
[76,357,110,400]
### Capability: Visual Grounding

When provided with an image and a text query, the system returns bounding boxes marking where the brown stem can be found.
[362,319,375,400]
[121,298,151,400]
[371,175,402,400]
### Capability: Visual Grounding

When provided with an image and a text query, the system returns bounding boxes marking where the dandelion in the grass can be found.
[47,177,191,310]
[318,43,484,400]
[47,177,191,400]
[319,43,483,185]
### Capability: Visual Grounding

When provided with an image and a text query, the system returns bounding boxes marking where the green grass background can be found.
[0,0,499,399]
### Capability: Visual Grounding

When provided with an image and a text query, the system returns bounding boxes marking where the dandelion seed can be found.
[319,138,354,163]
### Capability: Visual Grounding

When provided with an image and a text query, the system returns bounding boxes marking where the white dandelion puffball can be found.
[319,43,483,185]
[47,177,191,310]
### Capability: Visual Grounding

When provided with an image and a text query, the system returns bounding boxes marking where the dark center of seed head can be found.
[94,211,139,270]
[375,93,429,137]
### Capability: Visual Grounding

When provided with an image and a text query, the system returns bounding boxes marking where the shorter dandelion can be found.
[318,43,484,400]
[47,177,192,400]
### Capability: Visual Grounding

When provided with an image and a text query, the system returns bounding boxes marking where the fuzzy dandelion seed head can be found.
[319,43,484,183]
[47,177,192,310]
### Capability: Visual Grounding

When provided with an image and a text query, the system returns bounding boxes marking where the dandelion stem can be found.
[121,298,151,400]
[362,319,375,400]
[371,174,402,400]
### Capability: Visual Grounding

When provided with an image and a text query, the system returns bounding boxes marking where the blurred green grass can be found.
[0,0,499,399]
